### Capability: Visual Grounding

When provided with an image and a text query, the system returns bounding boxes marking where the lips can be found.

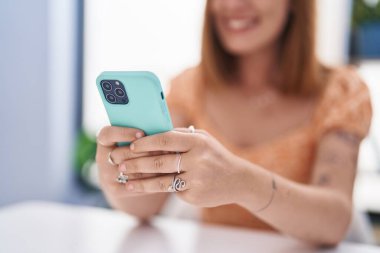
[222,17,259,33]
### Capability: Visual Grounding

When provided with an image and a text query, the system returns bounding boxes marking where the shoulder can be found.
[324,66,369,98]
[168,65,202,93]
[166,65,202,106]
[165,65,203,126]
[315,66,372,140]
[318,66,371,111]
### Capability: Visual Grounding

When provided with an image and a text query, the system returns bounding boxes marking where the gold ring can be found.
[108,151,117,166]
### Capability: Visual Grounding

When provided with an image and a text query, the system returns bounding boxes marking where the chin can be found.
[222,41,264,56]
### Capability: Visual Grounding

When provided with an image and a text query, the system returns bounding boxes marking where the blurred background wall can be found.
[0,0,82,205]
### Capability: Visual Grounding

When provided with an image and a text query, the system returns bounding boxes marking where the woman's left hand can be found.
[118,127,246,207]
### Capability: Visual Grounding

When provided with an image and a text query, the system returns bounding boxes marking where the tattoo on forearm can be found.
[315,131,360,186]
[335,131,360,146]
[318,132,360,168]
[317,174,330,186]
[319,151,358,167]
[319,152,341,164]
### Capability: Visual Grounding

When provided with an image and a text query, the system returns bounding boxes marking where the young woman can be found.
[96,0,372,246]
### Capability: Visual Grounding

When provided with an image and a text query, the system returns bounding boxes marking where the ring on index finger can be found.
[108,151,117,166]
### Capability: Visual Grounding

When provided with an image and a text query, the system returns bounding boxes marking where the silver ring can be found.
[108,151,117,166]
[168,174,186,192]
[176,152,182,174]
[116,172,128,184]
[188,125,195,133]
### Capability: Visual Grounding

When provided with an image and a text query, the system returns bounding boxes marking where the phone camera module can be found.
[106,94,116,103]
[101,79,128,105]
[102,81,112,91]
[115,88,125,97]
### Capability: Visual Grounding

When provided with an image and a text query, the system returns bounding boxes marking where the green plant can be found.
[352,0,380,28]
[74,129,97,175]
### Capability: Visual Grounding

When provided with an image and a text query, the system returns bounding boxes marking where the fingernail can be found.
[96,128,105,146]
[96,128,101,137]
[130,143,135,150]
[135,132,143,139]
[127,184,134,191]
[119,164,126,172]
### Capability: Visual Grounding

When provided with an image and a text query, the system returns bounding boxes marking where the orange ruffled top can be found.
[165,66,372,231]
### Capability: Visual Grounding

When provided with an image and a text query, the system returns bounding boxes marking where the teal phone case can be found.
[96,71,173,145]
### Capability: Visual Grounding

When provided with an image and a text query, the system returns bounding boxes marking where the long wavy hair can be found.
[200,0,327,95]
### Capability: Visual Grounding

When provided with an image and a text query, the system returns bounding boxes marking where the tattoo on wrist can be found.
[255,173,277,213]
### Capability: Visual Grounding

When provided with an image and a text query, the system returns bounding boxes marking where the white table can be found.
[0,202,379,253]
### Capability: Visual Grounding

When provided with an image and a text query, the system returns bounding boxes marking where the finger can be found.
[127,173,162,180]
[98,146,171,170]
[119,153,185,174]
[124,173,189,193]
[96,144,116,170]
[100,165,158,182]
[111,146,169,165]
[173,127,209,136]
[97,126,145,147]
[130,130,200,153]
[100,176,145,198]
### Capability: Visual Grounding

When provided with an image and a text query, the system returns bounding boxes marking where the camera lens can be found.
[102,81,112,91]
[106,94,116,103]
[115,88,125,97]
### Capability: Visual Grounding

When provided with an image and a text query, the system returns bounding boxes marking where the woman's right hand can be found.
[96,126,161,199]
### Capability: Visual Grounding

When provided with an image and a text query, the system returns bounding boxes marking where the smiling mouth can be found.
[222,17,259,32]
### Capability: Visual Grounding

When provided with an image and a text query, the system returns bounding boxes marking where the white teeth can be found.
[228,19,251,30]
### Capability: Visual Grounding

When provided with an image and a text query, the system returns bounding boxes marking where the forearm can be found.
[105,192,169,220]
[235,159,352,246]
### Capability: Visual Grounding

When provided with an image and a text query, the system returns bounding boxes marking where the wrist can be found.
[227,156,256,206]
[232,159,274,212]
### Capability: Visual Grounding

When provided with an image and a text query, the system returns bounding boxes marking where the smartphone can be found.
[96,71,173,145]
